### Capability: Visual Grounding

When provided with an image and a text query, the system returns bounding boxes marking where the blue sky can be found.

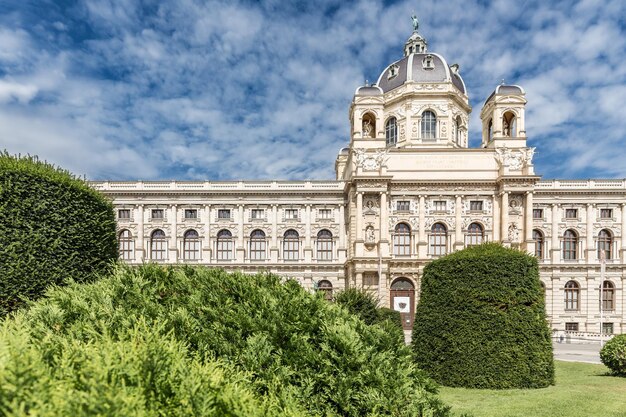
[0,0,625,180]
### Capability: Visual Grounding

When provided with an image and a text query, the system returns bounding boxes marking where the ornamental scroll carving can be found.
[353,148,389,171]
[494,146,535,171]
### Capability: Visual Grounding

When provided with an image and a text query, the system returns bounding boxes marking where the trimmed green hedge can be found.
[0,265,452,416]
[600,334,626,376]
[412,243,554,389]
[0,152,117,316]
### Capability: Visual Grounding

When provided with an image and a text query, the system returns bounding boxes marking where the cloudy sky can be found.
[1,0,625,181]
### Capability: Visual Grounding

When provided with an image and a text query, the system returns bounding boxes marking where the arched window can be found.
[421,110,436,139]
[317,280,333,301]
[533,229,544,259]
[385,117,397,146]
[118,229,134,260]
[430,223,447,256]
[602,281,615,311]
[183,229,200,260]
[598,229,613,260]
[150,229,167,260]
[502,111,516,137]
[465,222,484,246]
[393,223,411,256]
[563,229,578,260]
[488,119,493,142]
[316,229,333,261]
[249,229,266,260]
[283,229,300,260]
[216,229,233,260]
[564,281,579,311]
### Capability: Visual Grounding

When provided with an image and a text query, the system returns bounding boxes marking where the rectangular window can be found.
[318,208,332,219]
[565,208,578,219]
[397,200,410,211]
[469,200,483,211]
[118,209,131,219]
[250,208,264,219]
[565,322,579,332]
[433,200,447,212]
[151,209,164,220]
[285,209,299,220]
[184,209,198,219]
[602,323,614,335]
[533,209,543,219]
[600,209,613,219]
[218,209,231,219]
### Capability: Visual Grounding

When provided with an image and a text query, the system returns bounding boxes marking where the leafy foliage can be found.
[0,265,452,416]
[600,334,626,376]
[412,243,554,389]
[335,288,404,347]
[0,152,118,316]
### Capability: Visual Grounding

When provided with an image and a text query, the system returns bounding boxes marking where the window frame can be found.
[565,208,578,219]
[564,280,580,311]
[396,200,410,212]
[393,223,411,256]
[151,209,164,220]
[421,110,436,139]
[563,229,578,260]
[249,229,266,261]
[385,117,397,146]
[183,229,200,260]
[602,281,615,312]
[216,229,233,260]
[465,222,484,247]
[118,229,134,260]
[429,223,448,256]
[184,209,198,220]
[316,229,333,261]
[283,229,300,260]
[118,209,131,220]
[150,229,167,260]
[533,208,543,219]
[217,209,231,220]
[600,208,613,219]
[533,229,544,259]
[469,200,483,212]
[598,229,613,260]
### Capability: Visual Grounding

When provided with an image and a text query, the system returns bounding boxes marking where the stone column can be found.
[379,191,389,257]
[454,195,463,250]
[237,204,244,262]
[418,195,426,257]
[524,192,534,254]
[136,204,144,263]
[621,203,626,263]
[551,204,560,263]
[338,203,346,263]
[586,203,595,262]
[356,192,363,240]
[304,204,312,262]
[493,196,500,242]
[501,192,509,244]
[271,204,278,262]
[170,204,178,262]
[203,204,211,263]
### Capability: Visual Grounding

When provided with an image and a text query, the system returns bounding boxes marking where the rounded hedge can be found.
[412,243,554,389]
[0,265,452,416]
[0,152,118,316]
[600,334,626,376]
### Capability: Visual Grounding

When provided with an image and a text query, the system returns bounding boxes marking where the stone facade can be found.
[92,26,625,335]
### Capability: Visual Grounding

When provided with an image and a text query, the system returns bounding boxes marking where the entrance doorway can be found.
[390,277,415,330]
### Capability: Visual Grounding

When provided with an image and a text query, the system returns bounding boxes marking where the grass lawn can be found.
[439,361,626,417]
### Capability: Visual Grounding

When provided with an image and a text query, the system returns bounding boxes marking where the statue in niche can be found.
[362,119,373,138]
[508,223,520,243]
[365,226,376,243]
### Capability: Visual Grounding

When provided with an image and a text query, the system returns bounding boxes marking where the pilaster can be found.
[551,204,560,263]
[137,204,144,262]
[524,192,534,254]
[454,195,463,250]
[170,204,178,261]
[501,192,509,245]
[585,203,594,262]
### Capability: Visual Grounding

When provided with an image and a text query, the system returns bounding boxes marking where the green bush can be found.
[0,152,117,316]
[335,288,404,345]
[600,334,626,376]
[0,265,452,416]
[412,243,554,389]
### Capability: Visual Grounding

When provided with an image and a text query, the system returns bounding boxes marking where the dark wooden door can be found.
[390,288,415,330]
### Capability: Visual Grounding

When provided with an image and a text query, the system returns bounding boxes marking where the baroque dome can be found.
[375,52,466,95]
[374,25,466,95]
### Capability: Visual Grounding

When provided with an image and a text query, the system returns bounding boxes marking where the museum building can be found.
[93,22,626,335]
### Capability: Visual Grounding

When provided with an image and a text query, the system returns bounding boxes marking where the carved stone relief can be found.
[508,194,523,215]
[364,195,379,214]
[353,148,389,171]
[494,146,535,171]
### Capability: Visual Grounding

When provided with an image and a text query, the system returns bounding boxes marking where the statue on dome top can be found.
[411,13,419,32]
